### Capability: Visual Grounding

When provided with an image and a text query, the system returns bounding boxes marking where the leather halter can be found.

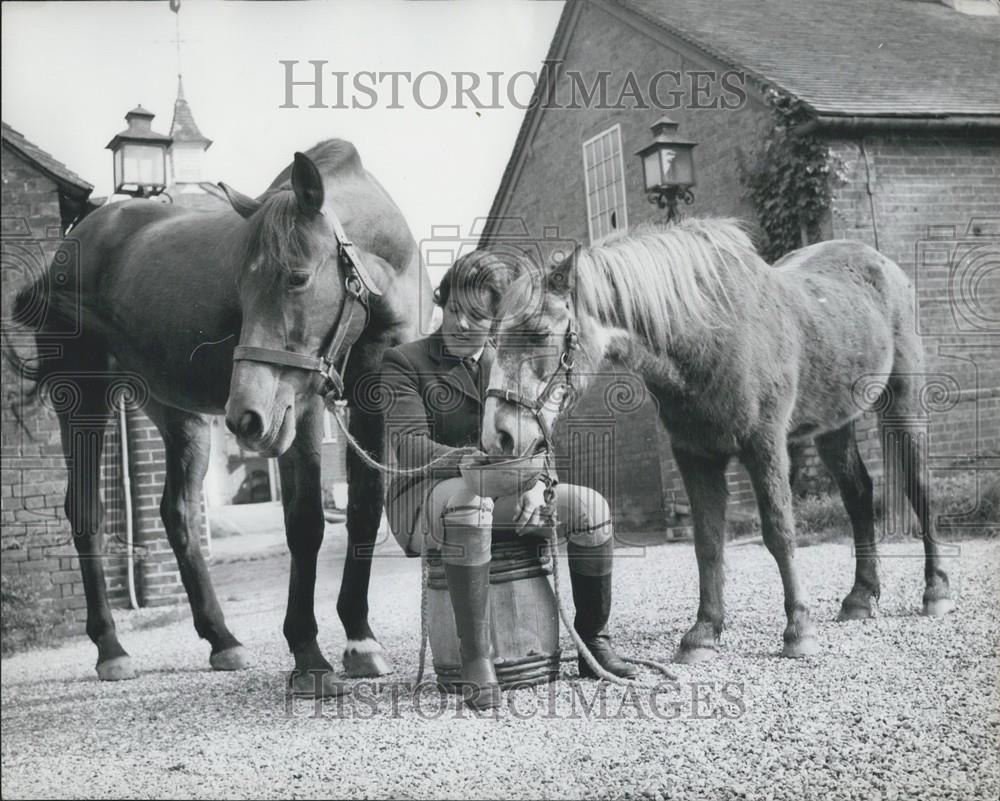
[232,208,382,400]
[485,318,579,455]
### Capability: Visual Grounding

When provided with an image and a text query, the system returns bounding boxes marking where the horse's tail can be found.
[4,276,53,414]
[2,271,94,431]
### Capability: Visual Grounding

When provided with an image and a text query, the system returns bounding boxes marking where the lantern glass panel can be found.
[664,147,694,186]
[642,151,661,191]
[122,144,165,186]
[113,149,124,189]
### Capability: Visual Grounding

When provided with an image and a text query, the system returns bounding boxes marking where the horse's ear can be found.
[291,152,324,216]
[218,183,262,220]
[547,256,575,296]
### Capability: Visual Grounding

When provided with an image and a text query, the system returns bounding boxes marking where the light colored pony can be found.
[483,218,953,662]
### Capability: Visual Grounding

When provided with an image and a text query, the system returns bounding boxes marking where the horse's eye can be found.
[287,272,311,289]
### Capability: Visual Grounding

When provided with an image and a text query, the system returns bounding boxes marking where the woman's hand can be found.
[513,479,552,533]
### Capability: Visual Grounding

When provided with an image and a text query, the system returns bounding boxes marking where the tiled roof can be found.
[621,0,1000,116]
[169,78,212,146]
[1,121,94,196]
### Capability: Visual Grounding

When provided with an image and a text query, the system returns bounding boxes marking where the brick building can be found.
[481,0,999,539]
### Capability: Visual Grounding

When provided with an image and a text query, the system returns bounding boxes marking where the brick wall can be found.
[485,1,769,537]
[2,146,194,631]
[791,133,1000,497]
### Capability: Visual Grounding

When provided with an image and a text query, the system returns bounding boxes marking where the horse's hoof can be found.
[922,597,955,617]
[342,639,394,678]
[782,636,820,659]
[210,645,250,671]
[673,646,719,664]
[96,655,137,682]
[837,599,877,622]
[288,669,351,699]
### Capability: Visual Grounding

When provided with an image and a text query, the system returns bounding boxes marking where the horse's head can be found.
[483,250,594,457]
[222,152,346,456]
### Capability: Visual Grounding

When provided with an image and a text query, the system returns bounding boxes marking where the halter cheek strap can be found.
[484,318,579,455]
[232,208,380,399]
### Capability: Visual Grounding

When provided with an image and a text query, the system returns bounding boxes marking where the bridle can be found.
[484,317,579,458]
[231,208,382,400]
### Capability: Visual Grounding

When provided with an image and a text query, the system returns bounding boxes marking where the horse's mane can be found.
[234,191,333,280]
[575,217,764,347]
[234,139,362,279]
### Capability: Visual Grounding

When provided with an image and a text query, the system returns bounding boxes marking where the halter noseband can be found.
[231,208,382,400]
[484,318,579,456]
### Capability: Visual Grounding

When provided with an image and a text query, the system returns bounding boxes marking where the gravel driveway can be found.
[2,534,997,800]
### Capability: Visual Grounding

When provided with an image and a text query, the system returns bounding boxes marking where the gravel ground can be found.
[2,535,997,800]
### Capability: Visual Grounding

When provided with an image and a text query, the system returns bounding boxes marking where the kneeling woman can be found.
[381,251,634,709]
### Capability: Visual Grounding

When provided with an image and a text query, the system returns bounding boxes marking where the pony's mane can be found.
[235,191,332,279]
[575,217,764,347]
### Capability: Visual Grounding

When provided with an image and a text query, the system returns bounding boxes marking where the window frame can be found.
[581,123,629,245]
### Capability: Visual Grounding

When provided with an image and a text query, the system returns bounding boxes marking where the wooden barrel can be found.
[426,532,561,691]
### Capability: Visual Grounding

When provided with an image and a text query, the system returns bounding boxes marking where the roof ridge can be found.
[1,120,94,194]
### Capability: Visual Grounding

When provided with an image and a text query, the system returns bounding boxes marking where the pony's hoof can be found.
[210,645,250,671]
[782,636,820,659]
[342,639,393,677]
[288,669,350,699]
[837,598,877,622]
[96,655,137,682]
[674,645,719,664]
[922,597,955,617]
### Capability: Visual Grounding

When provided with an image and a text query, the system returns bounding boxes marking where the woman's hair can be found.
[433,248,531,320]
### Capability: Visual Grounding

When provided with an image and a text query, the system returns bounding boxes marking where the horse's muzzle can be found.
[226,410,264,442]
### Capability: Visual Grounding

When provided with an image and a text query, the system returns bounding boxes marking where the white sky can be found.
[1,0,564,283]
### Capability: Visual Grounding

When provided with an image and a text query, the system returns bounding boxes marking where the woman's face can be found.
[440,289,493,357]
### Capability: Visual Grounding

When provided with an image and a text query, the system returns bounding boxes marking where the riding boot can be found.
[442,561,501,710]
[568,540,637,680]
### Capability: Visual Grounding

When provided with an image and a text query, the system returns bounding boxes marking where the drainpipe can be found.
[859,137,881,252]
[119,397,140,610]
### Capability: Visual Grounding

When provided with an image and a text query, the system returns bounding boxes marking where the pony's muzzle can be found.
[483,398,539,458]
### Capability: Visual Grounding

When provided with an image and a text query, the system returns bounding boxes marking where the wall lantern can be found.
[635,117,697,223]
[105,105,172,198]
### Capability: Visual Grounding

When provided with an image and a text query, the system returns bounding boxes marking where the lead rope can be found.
[329,401,479,476]
[541,476,679,686]
[415,544,431,688]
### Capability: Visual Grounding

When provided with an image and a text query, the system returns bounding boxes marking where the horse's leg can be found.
[880,376,953,616]
[672,447,730,664]
[744,433,819,658]
[148,402,247,669]
[280,397,346,697]
[337,346,393,677]
[56,369,135,680]
[815,422,880,620]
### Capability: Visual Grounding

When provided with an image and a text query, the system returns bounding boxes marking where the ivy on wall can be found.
[740,90,837,263]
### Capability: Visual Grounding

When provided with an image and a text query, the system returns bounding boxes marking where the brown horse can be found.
[482,218,953,662]
[8,139,430,695]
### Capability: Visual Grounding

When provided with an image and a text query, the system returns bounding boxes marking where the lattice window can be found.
[582,125,628,244]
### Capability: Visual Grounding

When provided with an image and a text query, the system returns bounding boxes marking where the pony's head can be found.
[482,250,597,457]
[222,152,344,456]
